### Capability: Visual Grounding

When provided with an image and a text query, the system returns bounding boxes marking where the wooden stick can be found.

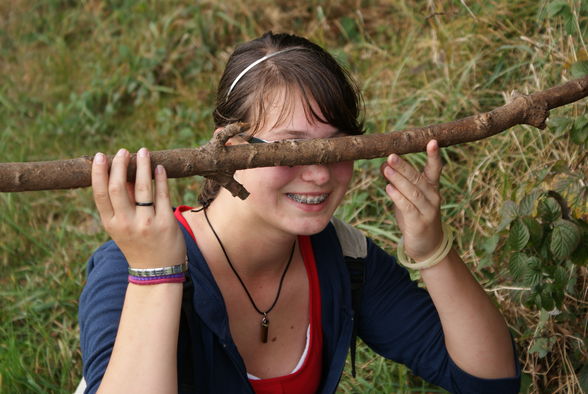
[1,75,587,199]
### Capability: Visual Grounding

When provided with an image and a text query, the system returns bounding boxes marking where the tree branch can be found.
[1,75,587,198]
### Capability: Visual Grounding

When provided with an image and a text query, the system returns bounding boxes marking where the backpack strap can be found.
[330,217,367,378]
[330,217,367,259]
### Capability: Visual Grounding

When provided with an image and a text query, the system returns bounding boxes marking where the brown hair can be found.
[199,32,365,204]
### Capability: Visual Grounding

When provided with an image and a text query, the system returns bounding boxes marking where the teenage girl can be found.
[80,32,520,393]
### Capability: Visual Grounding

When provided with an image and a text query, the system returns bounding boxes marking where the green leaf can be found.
[566,268,578,294]
[519,191,541,216]
[546,0,570,17]
[571,115,588,145]
[571,61,588,78]
[529,336,556,358]
[520,373,532,394]
[564,17,575,35]
[481,234,500,255]
[552,265,568,289]
[550,219,581,259]
[573,115,588,131]
[523,257,542,286]
[509,252,528,281]
[524,270,543,287]
[339,16,360,42]
[553,287,565,307]
[531,167,550,183]
[498,200,518,231]
[522,216,544,247]
[579,363,588,394]
[508,218,530,251]
[477,255,494,269]
[540,290,555,311]
[570,231,588,266]
[538,197,561,223]
[547,116,573,135]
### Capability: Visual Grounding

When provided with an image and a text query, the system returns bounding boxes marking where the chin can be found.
[287,216,333,236]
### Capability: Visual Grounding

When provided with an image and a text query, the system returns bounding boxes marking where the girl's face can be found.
[232,92,353,237]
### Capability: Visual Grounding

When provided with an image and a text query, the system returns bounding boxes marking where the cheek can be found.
[331,161,354,186]
[237,166,298,190]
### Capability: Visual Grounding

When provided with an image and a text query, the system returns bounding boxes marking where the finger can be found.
[91,152,114,219]
[383,166,434,217]
[387,154,423,186]
[226,134,249,146]
[134,147,154,210]
[424,140,443,185]
[126,182,136,203]
[387,153,439,204]
[154,165,173,218]
[108,148,133,212]
[385,182,421,221]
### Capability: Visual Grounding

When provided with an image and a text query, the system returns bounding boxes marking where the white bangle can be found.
[396,224,454,270]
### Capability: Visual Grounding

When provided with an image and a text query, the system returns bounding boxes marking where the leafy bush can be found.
[478,136,587,391]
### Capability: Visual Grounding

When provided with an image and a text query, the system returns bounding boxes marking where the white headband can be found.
[226,47,298,100]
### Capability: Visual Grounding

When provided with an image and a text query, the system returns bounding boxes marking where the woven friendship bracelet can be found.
[128,273,185,281]
[127,256,188,277]
[396,224,454,270]
[128,274,186,285]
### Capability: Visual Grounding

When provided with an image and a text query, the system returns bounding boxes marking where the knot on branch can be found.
[518,95,550,129]
[203,122,251,200]
[206,171,250,200]
[210,122,249,149]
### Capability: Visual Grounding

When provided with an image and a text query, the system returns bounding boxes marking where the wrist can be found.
[397,223,454,270]
[127,257,188,285]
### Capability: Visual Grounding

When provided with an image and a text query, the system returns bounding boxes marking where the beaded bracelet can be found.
[396,224,454,270]
[127,256,188,277]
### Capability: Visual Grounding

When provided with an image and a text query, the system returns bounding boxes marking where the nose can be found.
[300,164,330,185]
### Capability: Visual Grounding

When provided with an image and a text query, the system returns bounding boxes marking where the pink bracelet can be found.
[129,273,184,281]
[128,274,186,285]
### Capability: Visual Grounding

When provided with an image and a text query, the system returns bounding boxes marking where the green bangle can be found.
[127,256,188,277]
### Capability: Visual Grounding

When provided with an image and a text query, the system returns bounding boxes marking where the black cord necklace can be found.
[201,207,296,343]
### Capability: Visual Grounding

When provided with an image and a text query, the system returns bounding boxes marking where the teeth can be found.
[286,193,328,205]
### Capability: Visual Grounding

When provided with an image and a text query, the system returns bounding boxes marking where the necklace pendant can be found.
[261,315,269,343]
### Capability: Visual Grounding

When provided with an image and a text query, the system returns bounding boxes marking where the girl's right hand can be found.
[91,148,186,269]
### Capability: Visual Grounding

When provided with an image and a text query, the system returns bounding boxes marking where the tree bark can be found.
[1,75,587,199]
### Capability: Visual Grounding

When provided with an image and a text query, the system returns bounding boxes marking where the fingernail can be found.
[94,152,105,164]
[389,154,398,164]
[138,147,148,157]
[116,148,126,157]
[155,165,164,175]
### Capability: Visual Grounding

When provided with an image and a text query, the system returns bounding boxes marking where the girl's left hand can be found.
[381,140,444,262]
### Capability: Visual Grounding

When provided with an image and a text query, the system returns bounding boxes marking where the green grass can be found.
[1,0,587,392]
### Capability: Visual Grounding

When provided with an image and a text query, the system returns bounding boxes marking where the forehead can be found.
[250,87,336,138]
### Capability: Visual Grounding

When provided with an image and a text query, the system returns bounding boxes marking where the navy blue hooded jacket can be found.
[79,220,520,393]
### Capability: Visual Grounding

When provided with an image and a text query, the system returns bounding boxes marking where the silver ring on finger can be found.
[135,201,154,206]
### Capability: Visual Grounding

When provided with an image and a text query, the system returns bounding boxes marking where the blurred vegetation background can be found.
[1,0,586,393]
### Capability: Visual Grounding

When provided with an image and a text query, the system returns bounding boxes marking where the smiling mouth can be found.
[286,193,329,205]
